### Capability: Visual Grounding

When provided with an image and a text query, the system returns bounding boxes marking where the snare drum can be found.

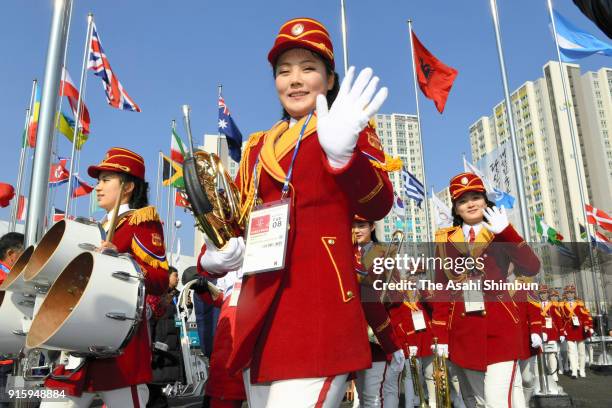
[0,246,36,355]
[22,219,103,291]
[26,251,145,357]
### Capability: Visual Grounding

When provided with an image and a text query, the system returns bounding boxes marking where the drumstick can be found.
[106,181,125,243]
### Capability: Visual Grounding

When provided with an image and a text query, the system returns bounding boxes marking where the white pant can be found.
[514,357,535,407]
[460,361,523,408]
[243,369,348,408]
[355,361,401,408]
[40,384,149,408]
[567,340,586,377]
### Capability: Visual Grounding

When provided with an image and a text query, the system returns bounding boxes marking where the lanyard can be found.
[252,112,313,202]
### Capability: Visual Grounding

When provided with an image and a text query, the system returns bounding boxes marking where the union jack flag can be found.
[87,22,141,112]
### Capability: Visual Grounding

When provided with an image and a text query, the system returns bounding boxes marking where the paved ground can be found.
[161,367,612,408]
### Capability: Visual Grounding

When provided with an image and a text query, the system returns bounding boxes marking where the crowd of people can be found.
[0,14,608,408]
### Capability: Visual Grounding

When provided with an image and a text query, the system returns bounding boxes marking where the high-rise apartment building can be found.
[374,113,430,242]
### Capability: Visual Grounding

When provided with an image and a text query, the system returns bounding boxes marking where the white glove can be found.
[542,332,548,342]
[559,335,566,343]
[316,66,388,168]
[389,349,405,372]
[408,346,418,357]
[431,343,449,357]
[482,206,510,234]
[199,236,245,275]
[530,333,543,349]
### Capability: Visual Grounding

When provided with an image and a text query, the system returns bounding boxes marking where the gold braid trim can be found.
[375,318,391,333]
[131,239,169,271]
[369,154,403,172]
[128,206,160,225]
[239,131,266,223]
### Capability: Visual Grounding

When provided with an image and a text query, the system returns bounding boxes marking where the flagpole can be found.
[155,151,162,210]
[339,0,349,75]
[407,20,432,245]
[10,80,38,231]
[165,122,175,251]
[488,0,531,241]
[65,13,93,218]
[217,84,223,160]
[25,0,72,246]
[546,0,607,366]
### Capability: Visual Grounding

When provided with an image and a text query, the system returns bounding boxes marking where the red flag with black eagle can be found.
[412,31,458,113]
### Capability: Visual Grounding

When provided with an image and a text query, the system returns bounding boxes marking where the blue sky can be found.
[0,0,610,254]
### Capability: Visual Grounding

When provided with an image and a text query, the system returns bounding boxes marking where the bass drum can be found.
[26,251,145,357]
[0,246,36,355]
[22,219,103,289]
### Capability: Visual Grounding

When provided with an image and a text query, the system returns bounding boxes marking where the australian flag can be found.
[218,96,243,163]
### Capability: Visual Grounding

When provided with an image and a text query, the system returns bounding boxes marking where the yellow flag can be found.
[56,112,88,150]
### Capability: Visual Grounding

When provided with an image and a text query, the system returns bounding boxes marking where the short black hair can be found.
[0,232,24,261]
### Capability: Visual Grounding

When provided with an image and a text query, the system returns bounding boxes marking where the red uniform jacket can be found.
[514,290,543,360]
[355,245,401,362]
[198,117,394,383]
[540,301,563,342]
[197,289,246,401]
[431,225,541,371]
[387,291,434,358]
[561,301,593,341]
[45,207,169,395]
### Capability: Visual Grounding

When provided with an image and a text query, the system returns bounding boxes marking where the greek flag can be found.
[402,168,425,208]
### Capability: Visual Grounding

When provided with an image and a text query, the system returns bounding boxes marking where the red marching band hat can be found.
[268,17,335,69]
[449,172,486,201]
[88,147,146,181]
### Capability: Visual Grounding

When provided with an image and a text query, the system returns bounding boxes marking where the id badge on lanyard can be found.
[241,113,312,275]
[411,310,426,331]
[572,315,580,326]
[242,200,290,274]
[545,317,553,329]
[464,278,485,313]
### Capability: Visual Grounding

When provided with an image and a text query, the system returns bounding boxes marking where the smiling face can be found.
[95,171,134,212]
[454,191,487,225]
[275,48,334,120]
[352,221,374,245]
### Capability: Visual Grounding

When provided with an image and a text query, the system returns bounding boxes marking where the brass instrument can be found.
[356,230,405,302]
[432,337,452,408]
[409,353,430,408]
[181,105,244,248]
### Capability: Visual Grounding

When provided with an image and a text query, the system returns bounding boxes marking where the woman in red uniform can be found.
[431,172,541,408]
[197,17,395,407]
[560,284,593,378]
[43,147,169,407]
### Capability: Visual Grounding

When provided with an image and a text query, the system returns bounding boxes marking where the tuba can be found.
[181,105,244,248]
[432,337,452,408]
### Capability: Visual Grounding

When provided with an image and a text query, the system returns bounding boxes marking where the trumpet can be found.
[409,353,430,408]
[181,105,244,248]
[432,337,452,408]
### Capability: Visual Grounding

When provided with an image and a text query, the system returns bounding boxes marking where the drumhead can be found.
[23,220,67,281]
[26,252,93,349]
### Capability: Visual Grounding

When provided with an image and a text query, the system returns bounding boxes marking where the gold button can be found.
[482,311,487,316]
[461,312,466,317]
[346,290,354,298]
[328,239,335,245]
